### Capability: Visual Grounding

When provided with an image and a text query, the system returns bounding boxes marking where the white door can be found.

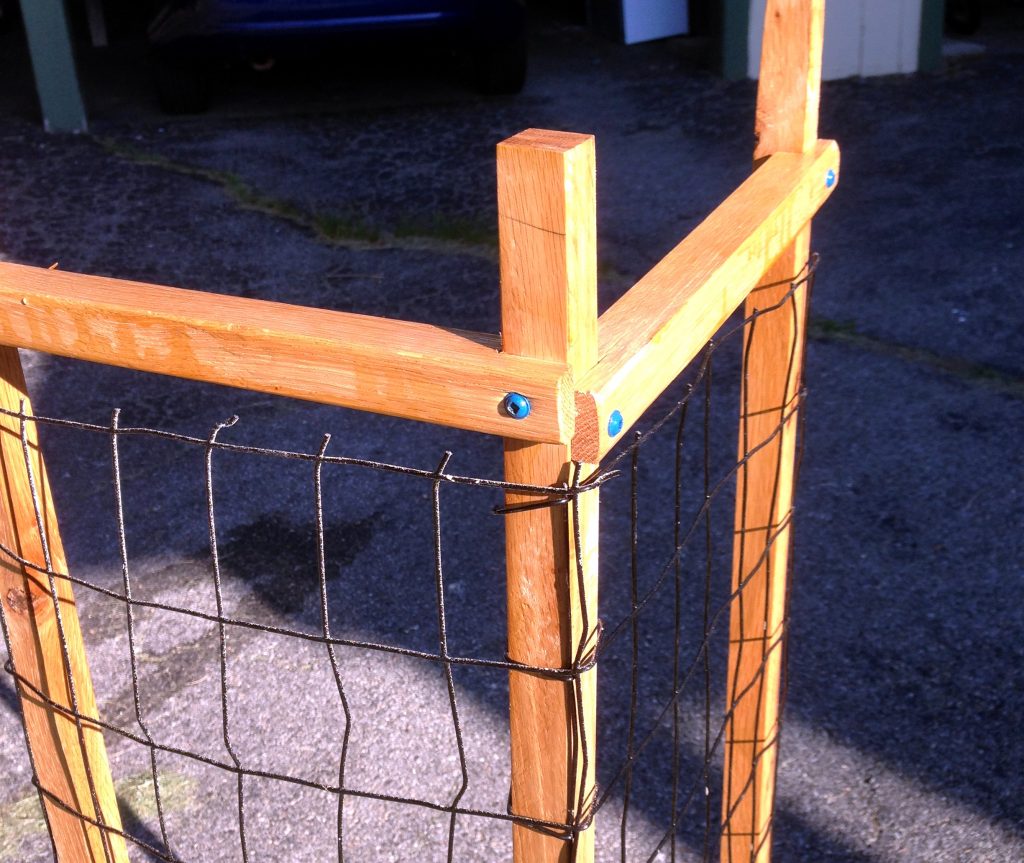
[622,0,689,44]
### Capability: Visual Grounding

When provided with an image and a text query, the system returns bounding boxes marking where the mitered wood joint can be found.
[569,141,838,464]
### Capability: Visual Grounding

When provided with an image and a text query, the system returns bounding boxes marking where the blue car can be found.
[148,0,527,111]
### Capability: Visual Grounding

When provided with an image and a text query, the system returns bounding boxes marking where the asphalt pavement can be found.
[0,5,1022,862]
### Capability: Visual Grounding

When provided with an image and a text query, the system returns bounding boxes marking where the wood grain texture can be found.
[721,230,811,863]
[723,3,826,862]
[498,129,597,366]
[753,0,825,161]
[573,140,838,462]
[499,129,599,863]
[0,346,128,862]
[0,262,572,444]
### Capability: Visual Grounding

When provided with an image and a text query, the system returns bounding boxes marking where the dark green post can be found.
[918,0,946,73]
[18,0,87,132]
[721,0,752,80]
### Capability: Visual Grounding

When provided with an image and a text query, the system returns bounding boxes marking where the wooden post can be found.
[498,129,599,863]
[0,346,127,862]
[722,2,825,862]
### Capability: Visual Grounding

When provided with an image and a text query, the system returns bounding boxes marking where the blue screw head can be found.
[607,410,624,437]
[502,392,531,420]
[825,168,837,189]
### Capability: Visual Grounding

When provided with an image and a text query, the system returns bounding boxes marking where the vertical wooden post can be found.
[0,347,127,862]
[722,2,825,862]
[498,129,599,863]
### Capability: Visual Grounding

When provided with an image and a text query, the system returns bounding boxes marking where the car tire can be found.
[154,54,210,114]
[473,33,527,96]
[0,0,18,33]
[945,0,982,36]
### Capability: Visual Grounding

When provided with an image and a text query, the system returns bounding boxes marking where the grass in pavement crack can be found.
[0,771,197,859]
[810,318,1024,399]
[97,136,496,258]
[95,137,688,292]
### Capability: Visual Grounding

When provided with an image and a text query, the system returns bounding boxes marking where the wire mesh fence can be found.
[0,261,814,863]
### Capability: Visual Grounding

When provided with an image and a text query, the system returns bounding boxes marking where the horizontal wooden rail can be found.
[572,139,839,462]
[0,263,573,443]
[0,141,836,455]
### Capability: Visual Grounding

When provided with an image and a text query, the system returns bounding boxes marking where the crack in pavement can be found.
[92,136,646,292]
[809,319,1024,399]
[95,136,499,262]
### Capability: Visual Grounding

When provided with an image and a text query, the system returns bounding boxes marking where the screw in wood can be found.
[502,392,531,419]
[607,410,624,437]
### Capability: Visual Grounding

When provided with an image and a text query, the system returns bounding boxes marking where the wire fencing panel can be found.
[0,262,813,862]
[593,261,815,863]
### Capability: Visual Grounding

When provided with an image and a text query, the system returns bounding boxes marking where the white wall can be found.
[622,0,689,44]
[748,0,922,79]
